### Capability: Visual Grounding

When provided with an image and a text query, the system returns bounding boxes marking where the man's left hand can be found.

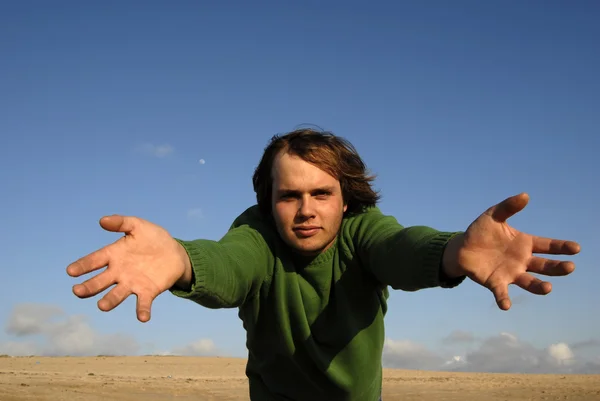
[444,193,580,310]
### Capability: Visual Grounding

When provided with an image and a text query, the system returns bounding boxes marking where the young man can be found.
[67,129,580,401]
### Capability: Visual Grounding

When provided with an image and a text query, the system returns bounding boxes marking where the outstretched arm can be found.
[350,207,465,291]
[170,222,274,309]
[67,207,274,322]
[350,193,580,310]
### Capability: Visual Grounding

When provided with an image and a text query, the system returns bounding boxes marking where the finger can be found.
[489,283,512,311]
[99,215,138,234]
[532,236,581,255]
[486,193,529,223]
[136,294,154,323]
[514,273,552,295]
[72,270,115,298]
[98,284,132,312]
[67,246,112,277]
[528,256,576,276]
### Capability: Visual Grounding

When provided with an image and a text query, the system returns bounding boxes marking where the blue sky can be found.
[1,1,598,373]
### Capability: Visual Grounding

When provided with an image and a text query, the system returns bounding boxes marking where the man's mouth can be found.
[293,226,321,237]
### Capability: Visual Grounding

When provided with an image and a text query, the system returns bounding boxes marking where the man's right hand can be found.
[66,215,192,322]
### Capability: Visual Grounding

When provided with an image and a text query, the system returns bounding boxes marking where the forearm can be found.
[170,206,275,308]
[170,238,267,308]
[168,221,274,309]
[351,207,465,291]
[365,226,462,291]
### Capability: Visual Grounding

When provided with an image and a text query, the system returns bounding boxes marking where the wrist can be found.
[174,241,193,290]
[442,233,467,278]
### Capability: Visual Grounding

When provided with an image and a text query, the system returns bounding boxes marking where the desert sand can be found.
[1,355,599,401]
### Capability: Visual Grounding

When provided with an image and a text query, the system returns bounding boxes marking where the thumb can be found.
[136,293,154,323]
[489,282,512,311]
[486,193,529,223]
[99,215,138,234]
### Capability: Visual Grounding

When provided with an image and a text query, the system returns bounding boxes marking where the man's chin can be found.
[289,240,329,257]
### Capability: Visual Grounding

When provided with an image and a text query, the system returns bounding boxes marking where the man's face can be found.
[271,151,347,256]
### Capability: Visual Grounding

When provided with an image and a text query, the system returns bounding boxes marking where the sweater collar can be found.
[290,236,338,269]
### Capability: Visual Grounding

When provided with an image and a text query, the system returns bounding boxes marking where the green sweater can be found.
[170,205,465,401]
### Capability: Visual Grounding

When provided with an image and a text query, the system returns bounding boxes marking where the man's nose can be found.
[297,196,316,217]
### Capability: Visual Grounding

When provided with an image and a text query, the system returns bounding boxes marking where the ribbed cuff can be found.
[422,231,466,289]
[169,238,208,299]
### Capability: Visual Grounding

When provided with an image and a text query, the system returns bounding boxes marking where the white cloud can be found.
[442,355,468,369]
[383,338,445,370]
[187,208,204,219]
[170,338,219,356]
[383,332,600,374]
[548,343,575,366]
[441,330,476,345]
[3,303,597,375]
[135,143,174,158]
[6,303,63,336]
[1,304,226,359]
[1,303,138,356]
[458,332,545,373]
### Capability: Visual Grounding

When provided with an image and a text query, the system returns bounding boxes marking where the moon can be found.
[199,159,205,165]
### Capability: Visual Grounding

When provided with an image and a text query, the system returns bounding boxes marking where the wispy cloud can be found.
[441,330,477,345]
[1,303,225,358]
[140,338,222,357]
[187,208,204,219]
[383,339,445,370]
[135,143,174,158]
[3,303,598,375]
[170,339,219,356]
[383,332,600,374]
[1,303,138,356]
[570,339,600,350]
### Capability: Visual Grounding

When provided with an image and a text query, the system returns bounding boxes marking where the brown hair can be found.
[252,128,381,216]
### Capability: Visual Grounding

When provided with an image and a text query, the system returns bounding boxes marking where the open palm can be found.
[66,215,190,322]
[457,193,580,310]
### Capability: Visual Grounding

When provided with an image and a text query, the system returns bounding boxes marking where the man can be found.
[67,129,580,401]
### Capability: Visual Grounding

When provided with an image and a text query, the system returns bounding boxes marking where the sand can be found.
[1,356,599,401]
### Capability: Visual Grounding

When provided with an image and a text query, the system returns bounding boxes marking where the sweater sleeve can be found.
[169,207,274,309]
[347,207,466,291]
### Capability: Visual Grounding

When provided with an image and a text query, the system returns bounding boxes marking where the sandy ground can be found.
[1,356,599,401]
